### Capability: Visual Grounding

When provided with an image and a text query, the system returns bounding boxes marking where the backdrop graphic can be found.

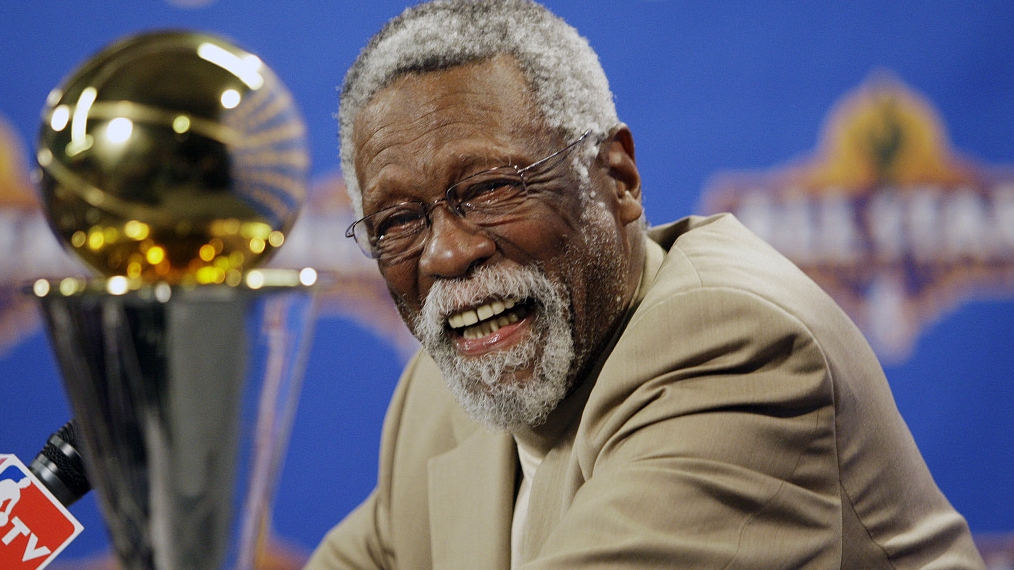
[0,0,1011,567]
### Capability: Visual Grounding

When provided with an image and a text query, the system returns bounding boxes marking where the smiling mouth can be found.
[446,298,531,340]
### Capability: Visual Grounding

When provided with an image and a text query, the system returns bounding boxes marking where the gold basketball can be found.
[37,31,308,286]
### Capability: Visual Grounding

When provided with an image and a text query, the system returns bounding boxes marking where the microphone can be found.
[28,420,91,507]
[0,422,86,568]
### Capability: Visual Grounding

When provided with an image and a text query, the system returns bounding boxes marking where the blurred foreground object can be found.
[30,30,317,570]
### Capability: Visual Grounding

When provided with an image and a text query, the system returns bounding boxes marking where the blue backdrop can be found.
[0,0,1011,564]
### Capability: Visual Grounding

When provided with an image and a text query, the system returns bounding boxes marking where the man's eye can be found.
[458,179,523,206]
[371,209,424,239]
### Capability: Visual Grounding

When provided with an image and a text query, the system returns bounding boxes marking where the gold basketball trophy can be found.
[31,31,315,569]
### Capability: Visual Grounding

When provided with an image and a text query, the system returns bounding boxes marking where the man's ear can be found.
[605,125,643,225]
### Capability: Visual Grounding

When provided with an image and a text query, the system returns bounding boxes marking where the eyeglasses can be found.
[346,130,594,264]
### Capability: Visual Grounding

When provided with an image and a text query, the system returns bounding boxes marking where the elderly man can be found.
[306,1,984,568]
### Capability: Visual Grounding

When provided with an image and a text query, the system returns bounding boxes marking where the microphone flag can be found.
[0,454,83,569]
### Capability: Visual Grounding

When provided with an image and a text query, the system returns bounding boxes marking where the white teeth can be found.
[477,304,494,321]
[447,297,526,339]
[461,313,515,339]
[463,321,496,340]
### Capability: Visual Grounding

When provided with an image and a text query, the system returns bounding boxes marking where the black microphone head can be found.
[30,420,91,507]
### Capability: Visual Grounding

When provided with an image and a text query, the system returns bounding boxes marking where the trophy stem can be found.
[36,278,316,570]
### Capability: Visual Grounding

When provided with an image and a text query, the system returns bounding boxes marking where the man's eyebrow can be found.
[450,150,521,173]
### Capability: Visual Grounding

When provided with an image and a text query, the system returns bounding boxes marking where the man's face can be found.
[352,56,640,430]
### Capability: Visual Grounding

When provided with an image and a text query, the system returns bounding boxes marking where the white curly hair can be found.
[339,0,619,218]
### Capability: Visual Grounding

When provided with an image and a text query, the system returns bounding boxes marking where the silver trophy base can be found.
[34,273,316,570]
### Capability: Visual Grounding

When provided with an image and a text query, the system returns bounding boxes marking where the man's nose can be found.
[418,207,496,278]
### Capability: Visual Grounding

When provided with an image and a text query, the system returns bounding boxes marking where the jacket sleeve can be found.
[304,489,389,570]
[524,286,845,569]
[523,275,982,569]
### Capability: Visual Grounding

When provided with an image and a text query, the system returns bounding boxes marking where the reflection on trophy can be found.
[31,31,315,569]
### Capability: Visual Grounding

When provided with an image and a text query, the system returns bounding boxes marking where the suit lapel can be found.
[518,238,668,563]
[428,428,516,570]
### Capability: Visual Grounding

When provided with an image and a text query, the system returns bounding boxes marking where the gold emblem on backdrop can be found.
[702,72,1014,361]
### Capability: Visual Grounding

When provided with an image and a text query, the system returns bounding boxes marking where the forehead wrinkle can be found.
[361,118,511,182]
[358,62,536,153]
[355,59,553,213]
[359,101,512,176]
[359,113,529,196]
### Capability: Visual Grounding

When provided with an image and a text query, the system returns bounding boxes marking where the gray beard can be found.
[412,264,576,432]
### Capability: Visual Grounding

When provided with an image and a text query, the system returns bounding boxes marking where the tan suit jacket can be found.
[306,213,984,569]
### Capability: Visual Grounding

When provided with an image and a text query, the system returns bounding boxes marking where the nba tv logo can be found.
[0,455,82,570]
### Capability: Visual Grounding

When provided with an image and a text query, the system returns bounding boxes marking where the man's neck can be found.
[512,371,594,455]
